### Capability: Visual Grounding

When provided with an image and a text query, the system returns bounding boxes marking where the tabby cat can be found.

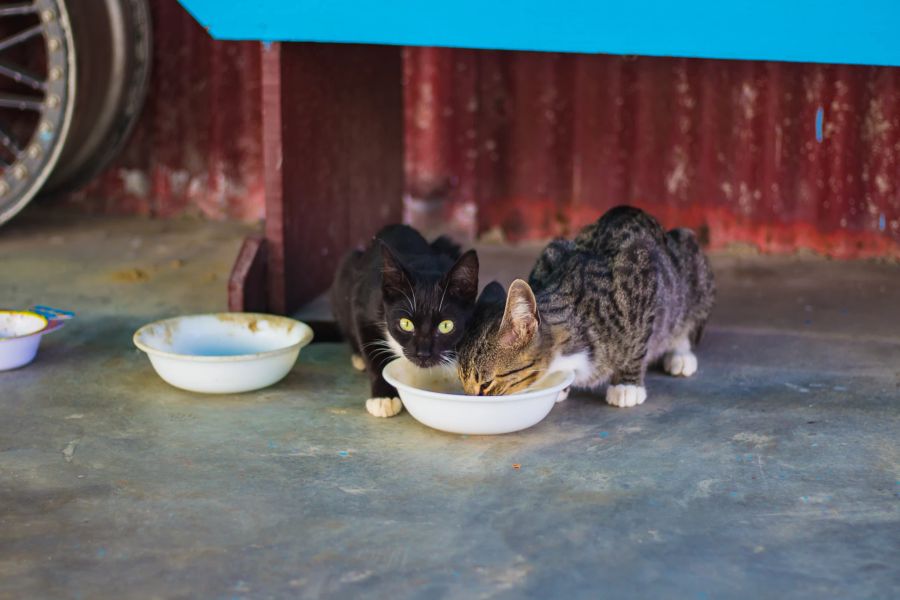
[457,206,714,407]
[331,225,479,417]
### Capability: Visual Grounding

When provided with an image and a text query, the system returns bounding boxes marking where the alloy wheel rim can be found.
[0,0,75,225]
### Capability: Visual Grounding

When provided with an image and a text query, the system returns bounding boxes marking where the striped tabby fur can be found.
[457,206,715,407]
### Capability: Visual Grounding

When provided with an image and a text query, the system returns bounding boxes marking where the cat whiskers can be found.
[362,337,402,362]
[395,284,417,316]
[438,351,458,368]
[361,337,392,349]
[367,348,401,363]
[438,283,449,312]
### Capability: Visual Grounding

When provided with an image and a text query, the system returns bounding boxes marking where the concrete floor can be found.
[1,212,898,599]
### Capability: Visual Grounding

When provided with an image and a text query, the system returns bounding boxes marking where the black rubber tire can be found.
[41,0,151,194]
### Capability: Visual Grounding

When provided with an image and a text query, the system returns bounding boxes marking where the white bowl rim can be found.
[133,312,313,363]
[383,358,575,404]
[0,310,49,342]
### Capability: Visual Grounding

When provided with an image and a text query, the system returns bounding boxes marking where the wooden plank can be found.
[227,235,268,312]
[266,42,403,315]
[260,43,286,313]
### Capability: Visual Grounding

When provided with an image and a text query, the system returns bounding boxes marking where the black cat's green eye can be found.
[438,319,454,334]
[399,318,414,332]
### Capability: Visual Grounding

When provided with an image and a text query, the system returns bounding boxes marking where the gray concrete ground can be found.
[1,212,898,599]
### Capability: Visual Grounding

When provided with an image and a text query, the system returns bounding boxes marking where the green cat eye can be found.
[438,319,454,334]
[399,318,415,332]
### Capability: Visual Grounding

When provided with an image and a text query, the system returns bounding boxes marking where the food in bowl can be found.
[383,358,574,435]
[133,313,313,394]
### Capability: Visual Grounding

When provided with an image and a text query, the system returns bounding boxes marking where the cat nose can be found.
[415,351,431,360]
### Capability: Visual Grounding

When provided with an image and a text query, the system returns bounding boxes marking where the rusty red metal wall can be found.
[67,0,264,221]
[60,15,900,259]
[404,49,900,258]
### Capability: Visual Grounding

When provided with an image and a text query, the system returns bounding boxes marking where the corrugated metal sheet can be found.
[67,0,264,221]
[59,18,900,258]
[404,49,900,258]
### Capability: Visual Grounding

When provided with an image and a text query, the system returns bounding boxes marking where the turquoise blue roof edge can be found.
[178,1,900,68]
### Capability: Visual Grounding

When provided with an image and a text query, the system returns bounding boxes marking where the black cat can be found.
[330,225,479,417]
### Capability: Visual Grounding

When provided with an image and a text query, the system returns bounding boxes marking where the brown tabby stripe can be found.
[497,361,537,378]
[505,371,539,389]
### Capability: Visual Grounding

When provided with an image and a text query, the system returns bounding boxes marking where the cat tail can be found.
[666,226,716,348]
[329,248,367,348]
[430,235,462,259]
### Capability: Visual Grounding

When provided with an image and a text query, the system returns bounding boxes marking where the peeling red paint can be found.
[405,49,900,258]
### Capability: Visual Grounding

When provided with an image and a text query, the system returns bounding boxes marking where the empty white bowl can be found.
[383,359,575,435]
[133,313,313,393]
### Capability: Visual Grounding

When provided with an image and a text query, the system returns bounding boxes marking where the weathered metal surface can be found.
[263,42,403,314]
[68,0,264,221]
[62,5,900,261]
[404,49,900,258]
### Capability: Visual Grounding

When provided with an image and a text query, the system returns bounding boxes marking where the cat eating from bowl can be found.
[330,225,479,417]
[457,206,715,407]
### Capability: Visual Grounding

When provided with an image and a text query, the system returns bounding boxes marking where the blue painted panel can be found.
[179,1,900,67]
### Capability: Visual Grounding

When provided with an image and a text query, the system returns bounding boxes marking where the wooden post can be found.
[255,42,404,316]
[227,235,268,313]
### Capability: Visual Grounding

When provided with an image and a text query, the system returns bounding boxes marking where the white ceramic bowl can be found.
[133,313,313,394]
[0,307,72,371]
[0,310,49,371]
[383,359,575,435]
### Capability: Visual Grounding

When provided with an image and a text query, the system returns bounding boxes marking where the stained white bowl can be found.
[0,311,49,371]
[383,359,574,435]
[133,313,313,394]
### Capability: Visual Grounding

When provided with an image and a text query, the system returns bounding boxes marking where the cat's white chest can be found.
[548,351,593,385]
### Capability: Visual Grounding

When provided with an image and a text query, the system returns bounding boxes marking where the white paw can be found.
[663,351,698,377]
[556,387,570,403]
[351,354,366,371]
[606,384,647,408]
[366,397,402,418]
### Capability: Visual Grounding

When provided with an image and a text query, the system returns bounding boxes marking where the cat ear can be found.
[442,249,479,304]
[499,279,539,348]
[477,281,506,307]
[380,243,410,300]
